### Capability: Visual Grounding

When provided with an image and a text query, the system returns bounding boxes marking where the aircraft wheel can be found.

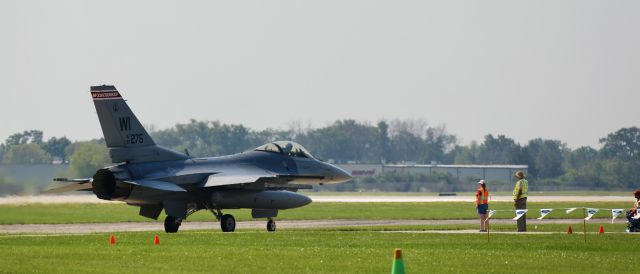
[267,219,276,232]
[220,214,236,232]
[164,216,181,233]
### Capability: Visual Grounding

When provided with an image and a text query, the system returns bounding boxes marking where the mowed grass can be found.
[1,229,638,273]
[0,202,632,224]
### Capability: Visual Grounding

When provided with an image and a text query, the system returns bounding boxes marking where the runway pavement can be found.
[0,218,623,234]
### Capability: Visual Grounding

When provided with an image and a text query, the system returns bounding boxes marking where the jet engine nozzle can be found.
[91,169,132,201]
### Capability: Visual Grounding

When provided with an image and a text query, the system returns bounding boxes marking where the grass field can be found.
[2,201,638,273]
[1,228,638,273]
[0,202,631,224]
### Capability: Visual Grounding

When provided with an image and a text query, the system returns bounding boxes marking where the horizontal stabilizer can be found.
[126,180,187,192]
[53,178,92,183]
[42,180,93,194]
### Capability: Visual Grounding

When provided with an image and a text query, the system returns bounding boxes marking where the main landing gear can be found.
[164,209,277,233]
[164,205,199,233]
[164,216,182,233]
[213,210,277,232]
[220,214,236,232]
[208,207,236,232]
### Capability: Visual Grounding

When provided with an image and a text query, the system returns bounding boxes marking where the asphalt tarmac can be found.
[0,218,624,234]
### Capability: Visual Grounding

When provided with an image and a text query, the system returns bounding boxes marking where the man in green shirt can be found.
[513,171,528,232]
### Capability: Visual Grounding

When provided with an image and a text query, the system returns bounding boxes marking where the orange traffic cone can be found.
[598,225,604,234]
[153,234,160,245]
[391,248,405,274]
[109,235,116,245]
[567,225,573,234]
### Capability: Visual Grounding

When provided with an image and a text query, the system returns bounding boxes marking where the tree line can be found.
[0,120,638,189]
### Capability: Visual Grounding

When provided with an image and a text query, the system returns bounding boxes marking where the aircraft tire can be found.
[220,214,236,232]
[267,219,276,232]
[164,216,181,233]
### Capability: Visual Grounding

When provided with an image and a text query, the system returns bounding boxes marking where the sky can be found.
[1,1,638,149]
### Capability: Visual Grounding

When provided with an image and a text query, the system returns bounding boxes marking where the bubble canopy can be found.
[254,141,314,158]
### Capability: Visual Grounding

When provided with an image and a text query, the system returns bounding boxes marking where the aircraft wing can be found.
[203,168,276,187]
[202,169,322,188]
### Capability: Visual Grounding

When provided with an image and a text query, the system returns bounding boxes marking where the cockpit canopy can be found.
[254,141,314,158]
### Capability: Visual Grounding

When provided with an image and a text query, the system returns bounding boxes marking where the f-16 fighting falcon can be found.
[45,85,352,233]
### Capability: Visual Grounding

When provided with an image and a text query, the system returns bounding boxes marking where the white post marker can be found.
[584,208,599,221]
[513,209,528,221]
[611,209,624,224]
[487,210,497,219]
[565,208,577,214]
[537,209,553,220]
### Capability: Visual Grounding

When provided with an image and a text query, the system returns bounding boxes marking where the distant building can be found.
[337,163,528,183]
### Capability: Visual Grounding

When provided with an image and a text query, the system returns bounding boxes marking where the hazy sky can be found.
[1,1,638,149]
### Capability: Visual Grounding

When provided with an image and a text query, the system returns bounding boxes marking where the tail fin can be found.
[91,85,188,163]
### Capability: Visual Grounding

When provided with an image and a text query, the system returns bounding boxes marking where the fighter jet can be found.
[45,85,351,233]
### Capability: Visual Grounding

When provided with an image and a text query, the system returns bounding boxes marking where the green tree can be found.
[1,130,46,161]
[67,142,110,178]
[524,138,565,178]
[423,126,457,163]
[595,127,640,187]
[389,129,424,163]
[564,146,598,170]
[478,134,523,164]
[599,127,640,161]
[152,120,264,157]
[299,123,354,163]
[377,121,391,163]
[1,143,51,164]
[295,120,381,163]
[453,141,479,164]
[42,137,72,162]
[4,130,44,146]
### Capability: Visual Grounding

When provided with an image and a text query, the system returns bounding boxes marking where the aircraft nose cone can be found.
[332,166,352,184]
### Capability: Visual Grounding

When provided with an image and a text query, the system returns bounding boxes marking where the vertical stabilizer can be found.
[90,85,188,163]
[91,85,155,148]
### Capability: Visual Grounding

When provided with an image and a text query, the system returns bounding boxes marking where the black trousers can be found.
[515,198,527,232]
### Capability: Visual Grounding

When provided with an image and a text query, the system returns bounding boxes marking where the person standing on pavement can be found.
[475,180,489,232]
[513,171,528,232]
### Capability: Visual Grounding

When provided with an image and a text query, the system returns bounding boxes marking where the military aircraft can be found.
[45,85,352,233]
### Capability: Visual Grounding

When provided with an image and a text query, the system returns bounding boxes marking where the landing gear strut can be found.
[267,218,276,232]
[205,203,237,232]
[164,216,182,233]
